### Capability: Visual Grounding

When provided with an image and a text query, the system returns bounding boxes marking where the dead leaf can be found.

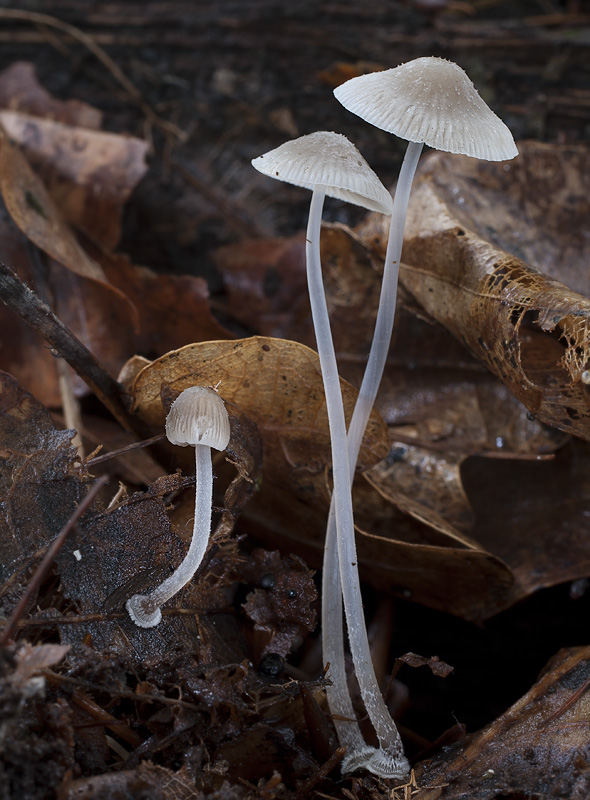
[11,643,71,687]
[464,439,590,612]
[0,110,148,251]
[365,142,590,441]
[126,336,389,475]
[0,204,230,407]
[0,370,83,597]
[125,336,388,555]
[0,125,106,282]
[56,488,197,661]
[0,61,102,128]
[415,646,590,799]
[364,444,474,540]
[95,246,234,357]
[354,517,513,622]
[396,652,454,679]
[123,339,520,621]
[213,234,308,340]
[0,214,137,406]
[214,223,385,355]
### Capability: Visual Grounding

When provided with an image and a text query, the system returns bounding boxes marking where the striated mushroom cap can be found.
[166,386,230,451]
[334,57,518,162]
[251,131,393,214]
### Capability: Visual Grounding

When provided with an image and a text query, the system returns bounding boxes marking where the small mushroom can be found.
[126,386,230,628]
[333,58,518,475]
[252,132,408,779]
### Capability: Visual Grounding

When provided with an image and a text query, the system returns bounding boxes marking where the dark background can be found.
[0,1,587,274]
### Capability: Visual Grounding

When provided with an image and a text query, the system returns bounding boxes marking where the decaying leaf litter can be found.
[0,6,589,800]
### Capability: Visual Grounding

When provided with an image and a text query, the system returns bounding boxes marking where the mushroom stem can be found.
[349,140,423,465]
[322,142,422,777]
[308,188,408,778]
[126,443,213,627]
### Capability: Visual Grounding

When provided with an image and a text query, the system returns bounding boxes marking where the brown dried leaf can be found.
[464,439,590,612]
[415,646,590,799]
[364,444,474,542]
[385,142,590,440]
[0,216,137,406]
[0,110,148,251]
[396,652,454,678]
[213,234,308,339]
[123,337,394,604]
[0,61,102,128]
[96,247,234,357]
[0,207,229,406]
[368,309,567,458]
[11,643,71,687]
[0,125,106,282]
[126,336,388,475]
[354,518,512,622]
[125,339,520,620]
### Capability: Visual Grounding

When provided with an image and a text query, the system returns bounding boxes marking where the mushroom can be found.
[126,386,230,628]
[323,57,518,776]
[252,132,409,778]
[333,57,518,478]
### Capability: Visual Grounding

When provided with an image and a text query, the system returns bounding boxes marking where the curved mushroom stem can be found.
[127,443,213,627]
[322,141,423,777]
[347,140,423,463]
[307,188,407,778]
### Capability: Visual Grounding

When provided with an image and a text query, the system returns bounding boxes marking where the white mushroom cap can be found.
[251,131,393,215]
[334,57,518,162]
[166,386,230,450]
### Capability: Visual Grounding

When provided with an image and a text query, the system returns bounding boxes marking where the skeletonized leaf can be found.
[0,371,83,597]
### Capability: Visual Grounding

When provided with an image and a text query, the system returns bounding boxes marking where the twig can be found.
[0,261,148,436]
[85,433,166,466]
[292,747,345,800]
[44,670,204,712]
[0,475,108,645]
[0,8,185,141]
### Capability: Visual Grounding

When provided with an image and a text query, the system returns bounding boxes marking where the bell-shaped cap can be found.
[166,386,230,451]
[251,131,393,214]
[334,57,518,162]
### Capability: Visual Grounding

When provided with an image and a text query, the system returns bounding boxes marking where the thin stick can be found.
[0,475,108,646]
[85,434,166,466]
[0,261,146,436]
[292,747,346,800]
